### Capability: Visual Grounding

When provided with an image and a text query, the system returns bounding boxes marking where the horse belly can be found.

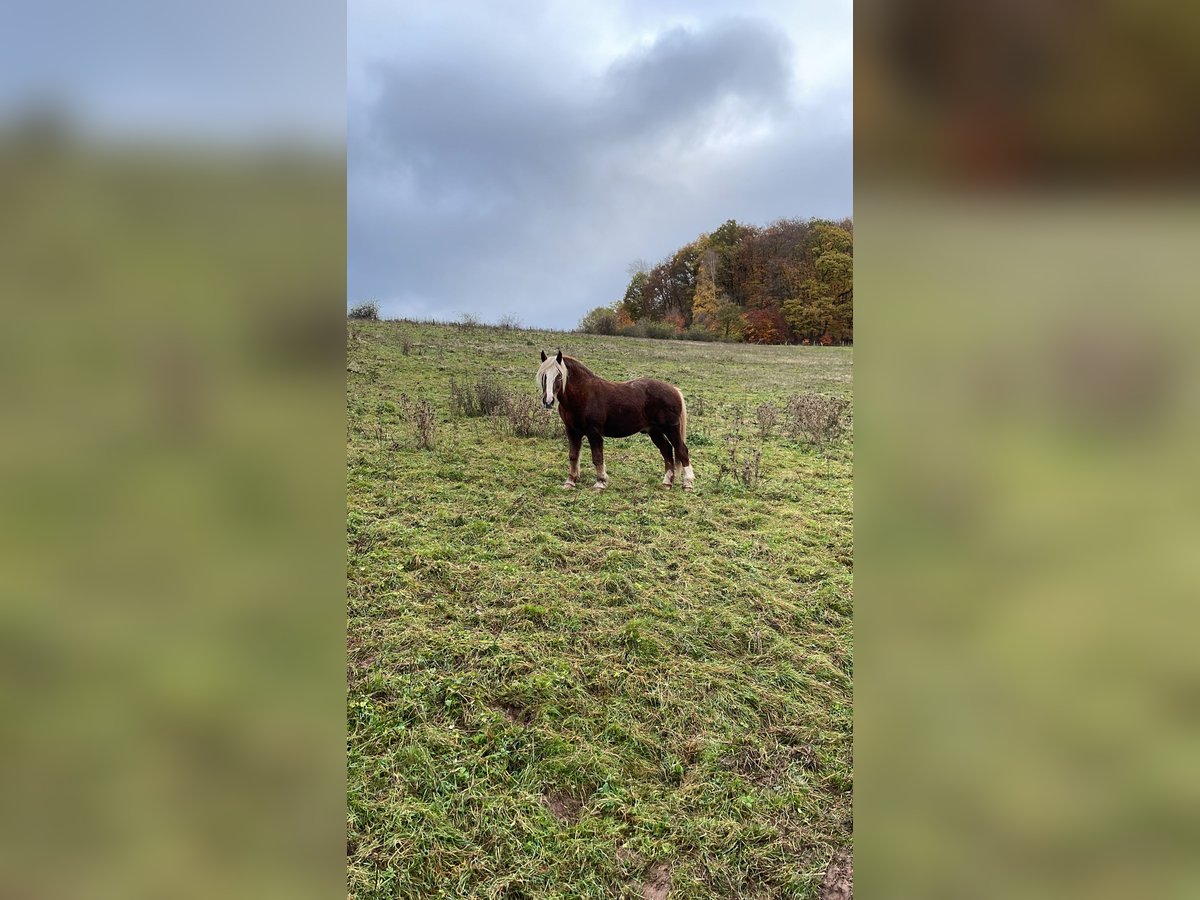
[603,420,641,439]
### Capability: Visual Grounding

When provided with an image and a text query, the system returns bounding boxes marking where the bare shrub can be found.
[447,378,471,416]
[755,403,778,439]
[715,408,762,488]
[448,374,507,418]
[501,392,559,438]
[715,432,762,489]
[456,312,480,331]
[728,404,746,435]
[410,398,437,449]
[370,420,395,453]
[496,313,522,331]
[401,336,412,355]
[396,393,437,449]
[446,375,560,438]
[785,394,850,446]
[348,300,379,320]
[475,377,508,416]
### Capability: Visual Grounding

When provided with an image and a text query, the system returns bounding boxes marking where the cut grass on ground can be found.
[347,322,853,899]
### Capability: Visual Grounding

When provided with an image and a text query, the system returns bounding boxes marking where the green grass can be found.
[347,322,853,899]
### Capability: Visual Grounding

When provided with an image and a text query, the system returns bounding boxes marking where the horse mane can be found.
[562,355,594,379]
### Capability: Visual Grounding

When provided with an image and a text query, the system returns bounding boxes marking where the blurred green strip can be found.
[0,128,346,900]
[858,193,1200,900]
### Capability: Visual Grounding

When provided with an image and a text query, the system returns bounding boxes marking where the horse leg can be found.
[564,430,582,489]
[666,421,693,490]
[587,433,607,490]
[648,429,675,488]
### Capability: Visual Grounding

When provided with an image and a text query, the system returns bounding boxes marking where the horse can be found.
[535,350,694,491]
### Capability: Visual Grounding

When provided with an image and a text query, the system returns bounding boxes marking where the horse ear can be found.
[556,350,563,364]
[540,350,547,362]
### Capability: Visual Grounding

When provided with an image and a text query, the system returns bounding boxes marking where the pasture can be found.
[347,322,853,899]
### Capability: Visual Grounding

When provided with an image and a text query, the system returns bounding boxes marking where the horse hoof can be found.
[683,482,694,491]
[562,481,576,490]
[592,482,607,491]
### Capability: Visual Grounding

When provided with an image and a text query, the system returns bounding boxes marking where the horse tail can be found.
[678,390,688,444]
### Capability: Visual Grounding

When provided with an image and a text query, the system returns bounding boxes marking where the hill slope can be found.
[347,322,853,898]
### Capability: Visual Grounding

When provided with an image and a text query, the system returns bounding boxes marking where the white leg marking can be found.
[682,465,695,490]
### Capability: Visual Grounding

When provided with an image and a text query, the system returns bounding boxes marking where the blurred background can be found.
[0,2,344,898]
[857,0,1200,897]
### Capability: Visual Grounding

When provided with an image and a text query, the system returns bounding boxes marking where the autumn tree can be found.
[742,307,791,344]
[622,271,650,321]
[578,305,619,335]
[689,249,721,334]
[816,250,853,296]
[714,297,744,340]
[617,216,852,343]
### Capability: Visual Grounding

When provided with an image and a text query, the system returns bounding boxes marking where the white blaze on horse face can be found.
[535,356,567,408]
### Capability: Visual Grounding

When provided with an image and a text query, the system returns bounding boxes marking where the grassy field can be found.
[346,322,853,899]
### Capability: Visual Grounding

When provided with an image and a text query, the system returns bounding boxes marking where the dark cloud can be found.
[348,12,851,329]
[603,20,792,131]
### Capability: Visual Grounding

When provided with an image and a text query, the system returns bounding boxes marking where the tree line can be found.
[580,217,853,344]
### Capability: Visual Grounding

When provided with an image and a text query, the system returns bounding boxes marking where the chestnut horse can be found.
[536,350,693,491]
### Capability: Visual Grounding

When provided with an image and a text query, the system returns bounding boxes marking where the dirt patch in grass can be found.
[544,791,582,824]
[819,849,852,900]
[642,862,672,900]
[498,701,532,724]
[721,741,823,788]
[796,743,821,771]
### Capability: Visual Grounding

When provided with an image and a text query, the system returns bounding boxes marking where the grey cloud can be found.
[365,19,791,197]
[348,14,850,329]
[602,20,793,132]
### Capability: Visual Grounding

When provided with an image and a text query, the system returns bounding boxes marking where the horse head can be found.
[536,350,567,409]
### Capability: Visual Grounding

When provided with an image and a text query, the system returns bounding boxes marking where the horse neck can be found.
[560,359,594,406]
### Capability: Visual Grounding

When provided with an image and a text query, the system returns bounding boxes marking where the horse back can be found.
[596,377,682,437]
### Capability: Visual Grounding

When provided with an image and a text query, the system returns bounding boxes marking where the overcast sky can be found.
[2,1,344,142]
[348,0,851,330]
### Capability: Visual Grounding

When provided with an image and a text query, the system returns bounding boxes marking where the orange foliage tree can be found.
[741,308,791,344]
